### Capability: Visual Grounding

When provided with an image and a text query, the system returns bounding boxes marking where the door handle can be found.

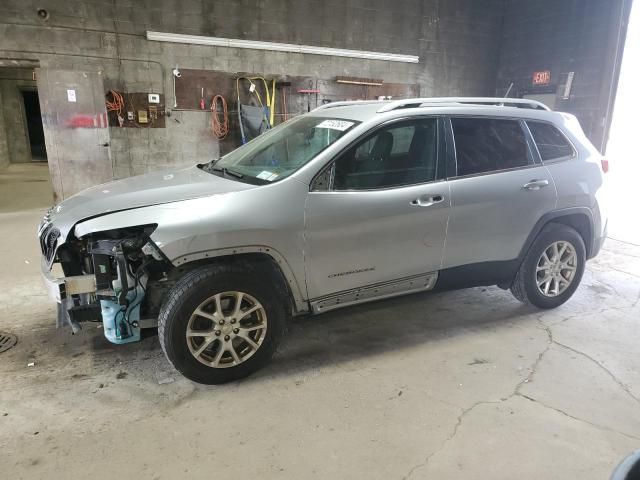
[523,179,549,191]
[410,194,444,207]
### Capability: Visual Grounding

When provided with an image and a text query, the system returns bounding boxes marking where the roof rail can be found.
[376,97,551,113]
[312,100,386,112]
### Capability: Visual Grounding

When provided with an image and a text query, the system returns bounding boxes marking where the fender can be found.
[517,207,595,262]
[74,201,309,314]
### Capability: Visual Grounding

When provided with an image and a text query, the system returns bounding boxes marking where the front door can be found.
[37,69,112,202]
[304,117,450,300]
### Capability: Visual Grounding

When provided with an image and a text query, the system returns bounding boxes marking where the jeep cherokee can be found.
[38,97,608,384]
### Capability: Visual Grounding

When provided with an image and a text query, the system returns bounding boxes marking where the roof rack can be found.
[311,97,551,114]
[376,97,551,113]
[312,100,384,112]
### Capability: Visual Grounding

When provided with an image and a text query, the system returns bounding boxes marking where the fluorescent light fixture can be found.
[146,31,419,64]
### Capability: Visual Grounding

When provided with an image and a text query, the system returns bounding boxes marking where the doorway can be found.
[606,0,639,244]
[0,65,53,210]
[21,90,47,161]
[0,66,47,165]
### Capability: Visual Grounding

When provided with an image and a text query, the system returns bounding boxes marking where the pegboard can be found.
[172,69,420,154]
[106,92,166,128]
[173,69,314,119]
[173,69,420,119]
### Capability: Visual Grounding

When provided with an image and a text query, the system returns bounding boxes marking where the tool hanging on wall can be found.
[270,78,276,127]
[199,87,205,110]
[210,95,229,140]
[298,80,320,112]
[235,76,275,144]
[276,81,292,122]
[172,67,181,108]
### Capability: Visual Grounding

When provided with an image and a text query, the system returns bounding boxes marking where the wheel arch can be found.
[519,208,595,265]
[169,247,309,315]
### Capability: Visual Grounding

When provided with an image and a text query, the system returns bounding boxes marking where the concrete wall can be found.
[0,68,37,164]
[0,87,9,170]
[0,0,505,179]
[496,0,632,151]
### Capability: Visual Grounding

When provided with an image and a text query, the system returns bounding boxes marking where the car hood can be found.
[46,165,256,238]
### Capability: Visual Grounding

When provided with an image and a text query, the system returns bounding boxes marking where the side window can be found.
[527,121,574,161]
[451,118,532,176]
[333,119,438,190]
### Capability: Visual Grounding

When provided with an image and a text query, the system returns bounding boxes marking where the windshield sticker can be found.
[256,170,275,180]
[315,119,355,131]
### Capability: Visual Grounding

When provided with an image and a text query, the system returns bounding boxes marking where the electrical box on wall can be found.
[105,92,166,128]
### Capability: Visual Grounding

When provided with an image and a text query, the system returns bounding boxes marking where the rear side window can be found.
[527,121,574,161]
[451,118,531,176]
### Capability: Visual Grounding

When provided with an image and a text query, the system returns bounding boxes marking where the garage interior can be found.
[0,0,638,478]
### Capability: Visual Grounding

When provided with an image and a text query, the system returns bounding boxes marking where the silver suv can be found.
[39,97,608,384]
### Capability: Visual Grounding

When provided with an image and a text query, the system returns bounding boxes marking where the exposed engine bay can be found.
[47,224,174,344]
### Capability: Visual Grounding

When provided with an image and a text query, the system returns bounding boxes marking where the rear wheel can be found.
[511,223,586,309]
[158,264,287,384]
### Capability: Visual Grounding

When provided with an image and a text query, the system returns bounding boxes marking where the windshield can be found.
[206,116,360,183]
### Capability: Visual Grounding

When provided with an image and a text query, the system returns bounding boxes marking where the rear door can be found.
[304,117,450,300]
[442,116,557,270]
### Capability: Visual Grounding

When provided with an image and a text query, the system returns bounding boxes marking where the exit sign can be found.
[532,70,551,86]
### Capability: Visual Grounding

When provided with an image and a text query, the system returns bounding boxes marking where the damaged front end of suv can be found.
[40,216,173,344]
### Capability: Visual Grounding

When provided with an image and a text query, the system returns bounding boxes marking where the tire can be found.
[511,223,586,309]
[158,263,287,384]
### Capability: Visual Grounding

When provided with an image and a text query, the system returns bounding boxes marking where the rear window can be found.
[451,118,531,176]
[526,121,574,161]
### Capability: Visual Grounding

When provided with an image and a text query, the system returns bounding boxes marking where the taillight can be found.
[601,158,609,173]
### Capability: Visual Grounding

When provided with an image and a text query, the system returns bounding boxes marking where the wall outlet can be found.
[148,93,160,104]
[127,111,134,120]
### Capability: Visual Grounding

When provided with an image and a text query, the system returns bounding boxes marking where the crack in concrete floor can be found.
[402,297,640,479]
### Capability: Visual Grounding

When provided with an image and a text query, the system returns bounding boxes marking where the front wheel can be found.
[158,264,287,384]
[511,223,586,309]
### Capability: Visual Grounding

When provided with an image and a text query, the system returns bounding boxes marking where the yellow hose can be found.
[270,78,276,126]
[237,76,276,128]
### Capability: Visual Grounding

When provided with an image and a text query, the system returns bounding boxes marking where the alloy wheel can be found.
[535,241,578,297]
[186,291,268,368]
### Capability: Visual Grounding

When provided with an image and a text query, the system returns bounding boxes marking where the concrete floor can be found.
[0,163,53,213]
[1,164,639,479]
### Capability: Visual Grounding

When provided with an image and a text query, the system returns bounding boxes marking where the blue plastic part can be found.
[101,285,144,344]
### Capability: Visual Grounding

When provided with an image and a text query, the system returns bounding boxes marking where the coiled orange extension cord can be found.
[105,90,124,116]
[211,95,229,140]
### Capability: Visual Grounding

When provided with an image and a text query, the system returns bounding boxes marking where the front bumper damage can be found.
[41,257,100,334]
[39,223,164,344]
[41,257,96,304]
[41,252,147,343]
